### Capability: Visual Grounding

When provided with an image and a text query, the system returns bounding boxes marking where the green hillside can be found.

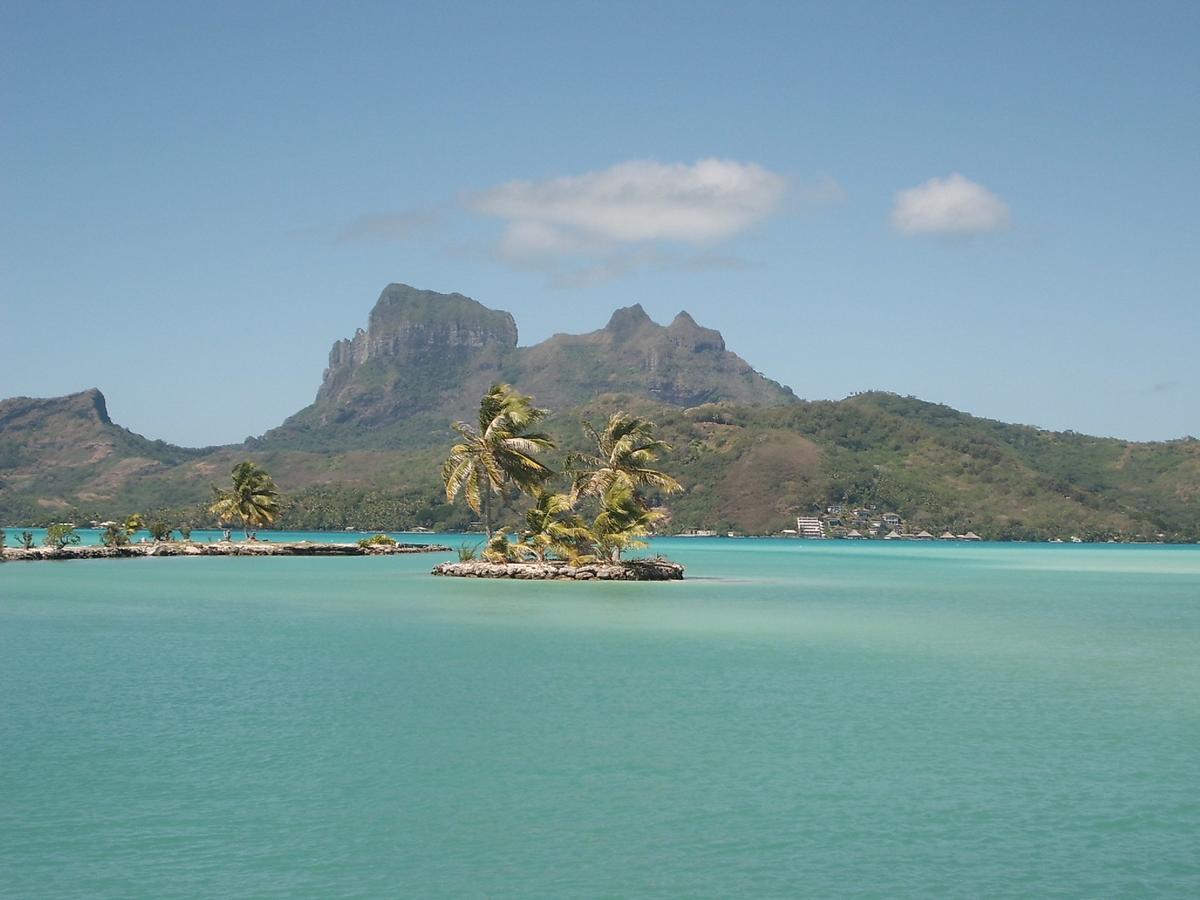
[2,285,1196,541]
[3,389,1196,542]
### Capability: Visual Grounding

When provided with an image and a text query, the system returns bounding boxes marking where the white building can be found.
[795,516,826,539]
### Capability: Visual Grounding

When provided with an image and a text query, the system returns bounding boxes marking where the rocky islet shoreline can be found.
[1,540,452,562]
[432,558,684,581]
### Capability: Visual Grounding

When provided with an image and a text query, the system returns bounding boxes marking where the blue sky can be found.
[2,0,1197,445]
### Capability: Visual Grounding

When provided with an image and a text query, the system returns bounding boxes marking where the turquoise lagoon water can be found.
[1,537,1198,897]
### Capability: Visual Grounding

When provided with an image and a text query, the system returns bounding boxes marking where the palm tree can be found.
[442,384,556,536]
[520,490,591,562]
[210,461,281,539]
[591,482,665,562]
[569,412,682,503]
[482,528,520,563]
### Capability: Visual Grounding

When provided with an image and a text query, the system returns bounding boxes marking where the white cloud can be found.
[890,173,1010,237]
[468,158,791,261]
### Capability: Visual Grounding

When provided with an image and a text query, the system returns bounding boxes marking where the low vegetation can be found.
[357,533,397,548]
[443,385,682,563]
[43,523,80,549]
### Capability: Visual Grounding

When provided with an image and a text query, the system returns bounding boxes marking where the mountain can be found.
[261,284,793,449]
[511,303,795,410]
[2,284,1198,541]
[0,389,208,522]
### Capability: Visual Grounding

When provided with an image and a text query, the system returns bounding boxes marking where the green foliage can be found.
[124,513,145,537]
[101,523,129,547]
[591,483,663,561]
[178,524,192,541]
[148,520,173,542]
[482,528,521,563]
[442,384,556,535]
[19,530,35,549]
[210,461,281,537]
[357,533,397,548]
[0,530,5,552]
[457,543,479,562]
[43,523,80,549]
[568,412,682,501]
[519,490,589,562]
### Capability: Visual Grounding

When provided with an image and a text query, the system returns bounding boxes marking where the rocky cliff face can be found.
[311,284,518,421]
[0,387,112,431]
[323,284,518,371]
[514,303,794,409]
[271,283,793,441]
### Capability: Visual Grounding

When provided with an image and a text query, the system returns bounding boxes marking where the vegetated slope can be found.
[0,389,211,523]
[2,387,1197,539]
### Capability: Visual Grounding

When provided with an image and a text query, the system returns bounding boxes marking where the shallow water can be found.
[2,538,1198,896]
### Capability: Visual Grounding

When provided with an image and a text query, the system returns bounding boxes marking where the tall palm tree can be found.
[442,384,556,536]
[209,461,281,539]
[569,412,682,502]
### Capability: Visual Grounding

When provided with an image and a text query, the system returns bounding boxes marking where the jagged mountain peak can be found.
[604,303,654,335]
[0,388,112,429]
[671,310,697,326]
[267,282,795,442]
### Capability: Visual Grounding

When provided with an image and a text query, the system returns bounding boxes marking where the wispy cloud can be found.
[334,209,440,244]
[890,173,1010,237]
[790,174,846,210]
[463,158,802,285]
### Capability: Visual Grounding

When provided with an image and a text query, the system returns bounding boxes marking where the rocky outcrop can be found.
[431,558,685,581]
[322,284,518,374]
[264,284,794,443]
[512,302,794,410]
[1,540,453,561]
[0,388,111,431]
[305,284,519,425]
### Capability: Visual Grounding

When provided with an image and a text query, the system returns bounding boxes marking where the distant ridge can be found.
[1,283,1197,541]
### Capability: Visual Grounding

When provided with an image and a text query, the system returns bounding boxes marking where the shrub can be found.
[148,521,174,542]
[101,524,129,547]
[483,529,522,563]
[124,513,144,538]
[19,530,34,549]
[457,543,479,562]
[357,533,397,548]
[178,524,192,541]
[44,523,80,549]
